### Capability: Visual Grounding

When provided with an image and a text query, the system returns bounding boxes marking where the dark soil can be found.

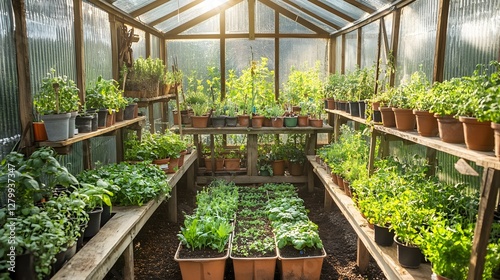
[106,178,387,280]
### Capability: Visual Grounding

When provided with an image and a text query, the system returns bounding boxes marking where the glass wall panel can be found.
[321,0,368,19]
[226,1,249,34]
[166,39,220,90]
[396,0,437,84]
[344,30,357,71]
[225,39,274,75]
[26,0,77,95]
[279,14,314,34]
[335,36,342,73]
[256,1,274,33]
[361,21,378,68]
[444,0,500,79]
[279,38,328,87]
[83,0,112,86]
[131,27,146,59]
[150,34,160,59]
[0,0,21,159]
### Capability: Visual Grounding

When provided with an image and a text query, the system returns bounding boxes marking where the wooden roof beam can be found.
[282,0,340,30]
[130,0,171,18]
[165,0,243,36]
[342,0,375,14]
[260,0,330,35]
[149,0,203,27]
[88,0,164,38]
[308,0,356,22]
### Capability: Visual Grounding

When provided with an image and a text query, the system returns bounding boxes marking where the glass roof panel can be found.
[355,0,393,10]
[320,0,368,19]
[112,0,157,14]
[289,0,351,27]
[180,14,220,35]
[138,0,193,25]
[154,0,229,33]
[270,0,335,33]
[279,14,314,34]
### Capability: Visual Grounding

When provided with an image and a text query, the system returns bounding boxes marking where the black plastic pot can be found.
[211,116,226,127]
[84,207,103,238]
[374,224,394,247]
[10,252,36,280]
[77,224,86,252]
[349,101,360,117]
[75,114,94,133]
[51,248,67,275]
[394,236,423,268]
[100,204,111,227]
[225,116,238,127]
[97,109,108,128]
[64,242,77,262]
[372,110,382,123]
[359,101,367,119]
[124,103,137,120]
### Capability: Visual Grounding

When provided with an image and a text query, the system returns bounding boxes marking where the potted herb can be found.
[33,68,81,141]
[85,76,128,128]
[78,182,113,238]
[123,57,164,98]
[185,87,209,128]
[224,150,240,171]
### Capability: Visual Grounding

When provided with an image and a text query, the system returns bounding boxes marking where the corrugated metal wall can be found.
[396,0,438,84]
[0,0,21,160]
[444,0,500,79]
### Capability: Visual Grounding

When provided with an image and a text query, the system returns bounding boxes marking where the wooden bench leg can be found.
[357,237,370,273]
[187,163,195,193]
[123,242,134,280]
[167,185,177,222]
[307,162,314,193]
[324,188,333,211]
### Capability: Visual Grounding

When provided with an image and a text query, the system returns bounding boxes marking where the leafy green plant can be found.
[78,181,113,210]
[33,68,80,115]
[124,57,164,92]
[274,220,323,251]
[85,76,128,113]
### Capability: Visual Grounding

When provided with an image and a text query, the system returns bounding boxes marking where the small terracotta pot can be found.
[272,160,285,176]
[309,118,323,127]
[459,116,494,151]
[326,98,335,109]
[392,108,415,131]
[297,115,309,127]
[271,117,283,128]
[251,115,264,128]
[237,115,250,127]
[435,114,464,143]
[380,107,396,127]
[413,110,438,137]
[191,115,209,128]
[33,122,48,142]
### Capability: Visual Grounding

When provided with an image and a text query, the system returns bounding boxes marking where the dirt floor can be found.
[106,177,387,280]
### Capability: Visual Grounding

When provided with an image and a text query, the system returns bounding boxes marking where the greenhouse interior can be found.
[1,0,500,279]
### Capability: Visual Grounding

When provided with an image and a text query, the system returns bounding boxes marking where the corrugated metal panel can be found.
[90,136,117,168]
[56,142,84,175]
[344,30,357,71]
[0,0,21,160]
[279,38,328,86]
[26,0,77,97]
[396,0,437,84]
[444,0,500,79]
[361,20,378,68]
[150,34,160,58]
[130,27,146,58]
[84,0,113,85]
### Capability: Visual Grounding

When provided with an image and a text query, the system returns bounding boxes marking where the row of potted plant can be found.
[257,139,307,176]
[33,69,139,142]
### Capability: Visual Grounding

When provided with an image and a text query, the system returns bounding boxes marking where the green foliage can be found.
[324,66,375,102]
[85,76,128,113]
[281,61,324,109]
[124,130,187,161]
[34,68,80,115]
[124,57,164,92]
[391,69,431,110]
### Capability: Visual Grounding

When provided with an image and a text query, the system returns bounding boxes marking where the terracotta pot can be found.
[392,108,415,131]
[343,179,352,197]
[331,172,338,185]
[174,242,228,280]
[271,117,283,127]
[33,122,48,141]
[115,109,124,122]
[297,115,309,127]
[224,158,240,171]
[173,110,180,125]
[337,175,345,189]
[153,158,170,172]
[272,160,285,176]
[237,114,250,127]
[166,157,180,174]
[492,122,500,159]
[181,110,192,125]
[278,247,326,280]
[379,107,396,127]
[371,101,380,111]
[326,98,335,109]
[251,115,264,128]
[413,110,438,137]
[309,118,323,127]
[435,114,464,143]
[106,110,116,127]
[459,116,494,151]
[231,254,277,280]
[178,150,187,167]
[289,162,303,176]
[263,117,272,127]
[433,273,452,280]
[191,115,209,128]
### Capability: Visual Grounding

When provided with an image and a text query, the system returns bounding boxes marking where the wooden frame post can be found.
[432,0,450,82]
[356,28,362,67]
[389,9,401,87]
[341,34,346,74]
[74,0,85,101]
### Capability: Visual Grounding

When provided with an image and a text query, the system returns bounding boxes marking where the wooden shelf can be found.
[52,152,197,280]
[325,109,372,124]
[172,124,334,135]
[36,116,146,148]
[136,94,176,105]
[308,156,432,280]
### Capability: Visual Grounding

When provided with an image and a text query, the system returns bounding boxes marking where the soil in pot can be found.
[413,110,438,137]
[379,107,396,127]
[436,114,464,143]
[392,108,415,131]
[459,116,494,151]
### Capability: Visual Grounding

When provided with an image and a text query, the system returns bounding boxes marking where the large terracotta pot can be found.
[237,114,250,127]
[492,122,500,159]
[413,110,438,137]
[379,107,396,127]
[191,115,209,128]
[272,160,285,176]
[271,117,283,127]
[289,162,304,176]
[297,115,309,127]
[309,118,323,128]
[251,115,265,128]
[435,114,464,143]
[224,158,240,171]
[392,108,415,131]
[459,116,494,151]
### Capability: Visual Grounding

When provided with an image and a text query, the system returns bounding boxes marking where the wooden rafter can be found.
[308,0,355,22]
[165,0,243,36]
[282,0,340,30]
[130,0,171,18]
[342,0,375,13]
[260,0,329,35]
[149,0,203,27]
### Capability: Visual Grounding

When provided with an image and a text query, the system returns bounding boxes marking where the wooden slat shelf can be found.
[36,116,146,148]
[325,109,374,125]
[52,152,197,280]
[136,94,176,104]
[308,156,432,280]
[172,124,334,135]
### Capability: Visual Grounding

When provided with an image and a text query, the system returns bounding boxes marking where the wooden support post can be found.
[433,0,450,83]
[356,29,362,67]
[468,168,500,280]
[389,9,401,87]
[368,130,378,175]
[341,34,346,74]
[116,128,124,163]
[248,0,255,40]
[187,163,195,192]
[210,134,215,176]
[167,185,177,222]
[13,0,34,153]
[306,133,317,155]
[123,242,134,280]
[357,237,370,272]
[307,161,314,193]
[83,139,92,170]
[247,134,258,176]
[148,103,154,133]
[324,188,333,211]
[329,37,336,74]
[145,32,151,58]
[74,0,85,101]
[327,112,334,143]
[109,15,120,81]
[425,146,437,177]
